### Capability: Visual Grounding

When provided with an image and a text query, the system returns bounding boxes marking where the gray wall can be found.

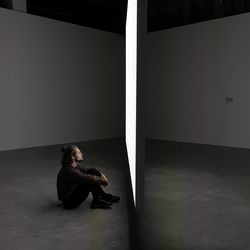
[146,13,250,149]
[0,8,125,151]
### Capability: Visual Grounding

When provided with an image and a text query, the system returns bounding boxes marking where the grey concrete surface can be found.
[0,138,131,250]
[140,139,250,250]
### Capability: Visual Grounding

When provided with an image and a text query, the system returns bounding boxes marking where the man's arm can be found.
[84,168,108,186]
[62,167,107,186]
[83,168,102,176]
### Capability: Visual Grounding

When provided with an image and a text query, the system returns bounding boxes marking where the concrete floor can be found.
[0,138,132,250]
[3,138,250,250]
[140,139,250,250]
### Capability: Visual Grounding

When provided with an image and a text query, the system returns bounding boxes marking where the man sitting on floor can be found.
[57,145,120,209]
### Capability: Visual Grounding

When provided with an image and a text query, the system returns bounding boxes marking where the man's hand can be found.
[100,173,108,186]
[92,174,108,186]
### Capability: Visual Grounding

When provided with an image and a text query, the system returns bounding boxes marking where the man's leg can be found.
[62,188,89,210]
[91,183,120,204]
[85,169,120,204]
[90,182,112,209]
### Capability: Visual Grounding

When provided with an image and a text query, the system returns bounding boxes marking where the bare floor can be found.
[0,138,131,250]
[140,140,250,250]
[3,138,249,250]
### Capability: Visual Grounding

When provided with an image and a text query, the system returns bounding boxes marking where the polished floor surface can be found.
[140,140,250,250]
[0,138,131,250]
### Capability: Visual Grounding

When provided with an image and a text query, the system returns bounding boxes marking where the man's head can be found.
[61,145,84,166]
[74,147,84,162]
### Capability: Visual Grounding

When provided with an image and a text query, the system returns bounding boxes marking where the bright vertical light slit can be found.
[125,0,137,204]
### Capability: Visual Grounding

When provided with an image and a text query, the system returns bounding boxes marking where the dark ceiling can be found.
[26,0,128,34]
[148,0,250,32]
[1,0,250,34]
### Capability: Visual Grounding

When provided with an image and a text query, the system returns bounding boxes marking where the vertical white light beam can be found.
[125,0,137,204]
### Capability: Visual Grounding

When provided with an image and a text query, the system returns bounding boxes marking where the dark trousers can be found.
[62,176,106,210]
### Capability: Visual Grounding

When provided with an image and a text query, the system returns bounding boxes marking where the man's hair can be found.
[61,145,78,166]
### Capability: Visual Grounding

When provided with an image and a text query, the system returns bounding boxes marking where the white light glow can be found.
[125,0,137,204]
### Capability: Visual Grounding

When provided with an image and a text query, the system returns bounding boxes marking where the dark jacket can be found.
[56,164,98,201]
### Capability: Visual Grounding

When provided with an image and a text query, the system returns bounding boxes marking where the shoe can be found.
[90,199,112,209]
[103,193,120,203]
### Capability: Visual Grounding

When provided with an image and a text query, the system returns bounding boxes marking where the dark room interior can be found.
[1,1,250,249]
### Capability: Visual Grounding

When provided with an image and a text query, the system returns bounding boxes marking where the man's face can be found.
[75,148,84,162]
